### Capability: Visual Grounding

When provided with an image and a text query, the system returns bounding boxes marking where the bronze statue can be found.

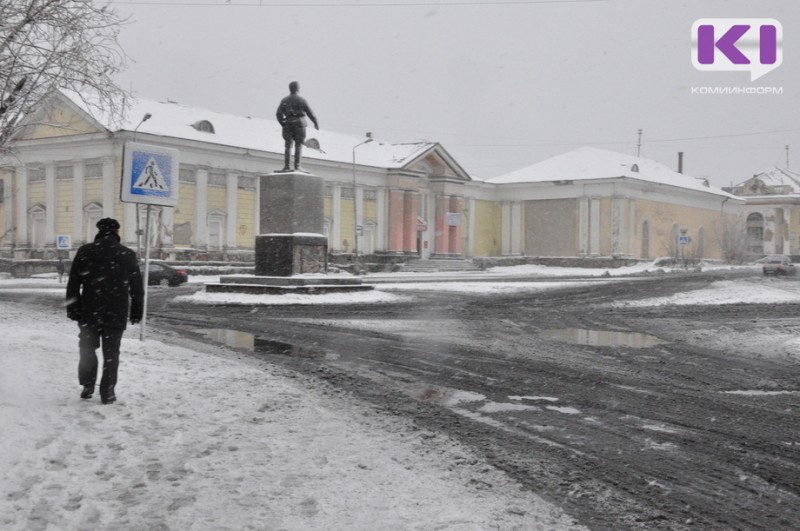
[275,81,319,172]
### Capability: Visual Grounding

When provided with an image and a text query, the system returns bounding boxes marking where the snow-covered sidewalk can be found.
[0,301,582,531]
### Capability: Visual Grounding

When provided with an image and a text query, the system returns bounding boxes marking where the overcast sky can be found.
[109,0,799,187]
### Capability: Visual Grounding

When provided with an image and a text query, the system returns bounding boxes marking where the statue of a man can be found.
[275,81,319,172]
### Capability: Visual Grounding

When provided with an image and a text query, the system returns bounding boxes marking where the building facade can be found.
[0,92,744,264]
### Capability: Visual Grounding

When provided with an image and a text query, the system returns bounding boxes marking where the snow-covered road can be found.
[0,300,582,530]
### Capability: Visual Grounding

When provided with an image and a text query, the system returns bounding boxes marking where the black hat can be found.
[96,218,120,231]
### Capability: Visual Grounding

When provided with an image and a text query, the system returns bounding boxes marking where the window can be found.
[179,168,196,183]
[28,205,46,248]
[341,187,354,199]
[208,173,226,187]
[28,168,45,182]
[364,190,377,201]
[207,210,226,250]
[192,120,215,133]
[84,163,103,179]
[630,164,639,173]
[746,212,764,254]
[237,176,256,190]
[84,203,103,243]
[56,166,73,180]
[304,138,320,150]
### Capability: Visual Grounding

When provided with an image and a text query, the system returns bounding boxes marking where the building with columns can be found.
[0,91,744,264]
[723,167,800,256]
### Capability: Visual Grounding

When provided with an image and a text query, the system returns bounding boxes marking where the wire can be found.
[109,0,611,6]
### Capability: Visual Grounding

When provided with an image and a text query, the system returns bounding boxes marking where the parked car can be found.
[762,255,796,276]
[145,262,189,286]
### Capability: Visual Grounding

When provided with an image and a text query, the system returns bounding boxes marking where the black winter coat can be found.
[66,233,144,330]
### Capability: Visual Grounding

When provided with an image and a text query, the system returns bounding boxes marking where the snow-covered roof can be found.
[735,167,800,193]
[62,91,435,170]
[487,147,735,198]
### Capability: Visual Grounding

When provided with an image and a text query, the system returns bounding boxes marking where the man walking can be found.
[275,81,319,172]
[66,218,143,404]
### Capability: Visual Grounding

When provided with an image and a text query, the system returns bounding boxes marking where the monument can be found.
[206,82,369,295]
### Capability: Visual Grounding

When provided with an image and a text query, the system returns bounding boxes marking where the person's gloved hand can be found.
[67,305,81,322]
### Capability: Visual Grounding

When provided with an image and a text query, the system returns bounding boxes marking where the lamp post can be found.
[352,132,373,269]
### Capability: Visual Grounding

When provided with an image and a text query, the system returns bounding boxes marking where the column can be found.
[434,194,448,254]
[123,202,137,246]
[331,184,341,252]
[388,190,404,252]
[403,191,418,253]
[162,206,174,248]
[590,198,601,256]
[254,175,261,237]
[449,196,464,256]
[612,198,624,256]
[510,201,521,255]
[226,172,238,249]
[15,167,27,247]
[375,188,386,252]
[102,157,114,218]
[501,202,510,255]
[355,186,364,234]
[467,198,476,258]
[73,161,85,244]
[578,198,589,256]
[2,169,13,248]
[45,164,56,247]
[628,201,637,258]
[195,168,208,249]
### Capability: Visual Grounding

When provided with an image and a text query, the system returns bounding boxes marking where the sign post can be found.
[120,141,179,341]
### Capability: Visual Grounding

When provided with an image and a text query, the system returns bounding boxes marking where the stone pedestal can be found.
[207,169,370,296]
[256,170,328,277]
[255,233,327,276]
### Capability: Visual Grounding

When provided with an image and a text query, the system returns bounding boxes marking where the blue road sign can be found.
[121,142,179,206]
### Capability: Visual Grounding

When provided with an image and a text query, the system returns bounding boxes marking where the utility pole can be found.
[636,129,643,157]
[786,145,790,170]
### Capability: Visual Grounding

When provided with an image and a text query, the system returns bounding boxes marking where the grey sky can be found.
[110,0,798,187]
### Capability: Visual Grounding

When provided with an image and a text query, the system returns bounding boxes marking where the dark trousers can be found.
[282,122,306,168]
[78,325,123,397]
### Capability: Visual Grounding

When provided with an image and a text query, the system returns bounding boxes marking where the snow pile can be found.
[0,301,583,530]
[613,278,800,306]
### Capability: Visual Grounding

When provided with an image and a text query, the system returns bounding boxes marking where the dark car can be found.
[762,255,796,276]
[146,262,189,286]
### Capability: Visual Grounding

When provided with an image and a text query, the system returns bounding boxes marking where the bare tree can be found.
[0,0,128,149]
[715,214,749,264]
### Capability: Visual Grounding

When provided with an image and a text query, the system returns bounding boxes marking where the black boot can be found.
[80,385,94,399]
[101,391,116,405]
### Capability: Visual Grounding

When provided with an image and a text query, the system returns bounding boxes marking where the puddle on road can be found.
[193,328,326,358]
[539,328,664,348]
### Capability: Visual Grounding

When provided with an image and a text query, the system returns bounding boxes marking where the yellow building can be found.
[0,92,744,265]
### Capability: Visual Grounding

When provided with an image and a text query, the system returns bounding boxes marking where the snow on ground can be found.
[613,278,800,307]
[0,301,583,531]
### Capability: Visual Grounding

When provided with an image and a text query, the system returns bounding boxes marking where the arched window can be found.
[83,202,103,243]
[304,138,320,150]
[630,163,639,173]
[192,120,215,134]
[746,212,764,254]
[28,205,46,248]
[641,220,650,259]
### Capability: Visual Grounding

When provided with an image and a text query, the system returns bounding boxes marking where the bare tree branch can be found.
[0,0,129,149]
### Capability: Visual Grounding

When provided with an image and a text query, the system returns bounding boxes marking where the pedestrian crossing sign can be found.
[121,142,179,206]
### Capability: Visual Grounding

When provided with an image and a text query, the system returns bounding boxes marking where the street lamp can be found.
[352,132,373,270]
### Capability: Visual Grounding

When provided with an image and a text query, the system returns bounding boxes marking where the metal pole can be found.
[352,148,358,262]
[140,204,152,341]
[636,129,643,157]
